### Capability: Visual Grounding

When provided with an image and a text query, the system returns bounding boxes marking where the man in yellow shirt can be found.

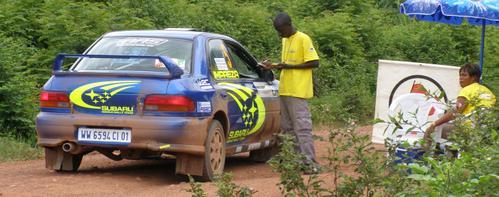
[425,63,496,141]
[261,12,320,174]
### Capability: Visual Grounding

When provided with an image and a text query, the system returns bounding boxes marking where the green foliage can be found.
[0,35,38,141]
[268,134,326,196]
[450,106,498,152]
[268,134,309,195]
[374,23,470,65]
[0,136,43,162]
[303,12,376,123]
[383,99,498,195]
[0,0,497,151]
[186,0,279,58]
[186,175,207,197]
[326,122,395,196]
[482,26,499,91]
[214,173,254,197]
[0,1,496,195]
[0,0,44,43]
[185,173,254,197]
[186,100,496,196]
[402,153,498,196]
[310,85,373,124]
[278,105,497,196]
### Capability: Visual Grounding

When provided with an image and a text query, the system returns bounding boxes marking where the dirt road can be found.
[0,126,375,197]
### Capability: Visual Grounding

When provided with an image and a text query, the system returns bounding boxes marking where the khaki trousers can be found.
[280,96,316,163]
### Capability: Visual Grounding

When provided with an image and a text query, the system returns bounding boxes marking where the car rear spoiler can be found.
[52,53,184,78]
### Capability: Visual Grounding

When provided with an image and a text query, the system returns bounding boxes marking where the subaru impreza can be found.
[36,29,280,181]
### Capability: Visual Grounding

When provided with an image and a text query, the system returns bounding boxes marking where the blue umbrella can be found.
[400,0,499,73]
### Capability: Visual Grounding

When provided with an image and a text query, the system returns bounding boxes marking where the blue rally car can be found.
[36,29,280,181]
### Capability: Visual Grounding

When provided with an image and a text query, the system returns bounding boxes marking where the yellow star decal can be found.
[249,103,257,118]
[85,90,99,100]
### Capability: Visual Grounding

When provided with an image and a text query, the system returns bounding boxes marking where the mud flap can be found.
[249,144,279,163]
[45,147,82,171]
[175,154,204,176]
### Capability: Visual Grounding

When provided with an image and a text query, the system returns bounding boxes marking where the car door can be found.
[207,39,279,145]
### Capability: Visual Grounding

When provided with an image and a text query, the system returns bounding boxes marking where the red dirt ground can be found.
[0,126,379,197]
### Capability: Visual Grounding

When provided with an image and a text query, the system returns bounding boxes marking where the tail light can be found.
[40,91,70,108]
[144,95,195,112]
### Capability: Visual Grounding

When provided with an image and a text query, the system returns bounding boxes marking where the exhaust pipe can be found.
[62,142,76,153]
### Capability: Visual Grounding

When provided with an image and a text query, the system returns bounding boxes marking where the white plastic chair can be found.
[386,93,446,146]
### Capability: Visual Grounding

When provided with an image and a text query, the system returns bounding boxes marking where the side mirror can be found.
[262,69,274,83]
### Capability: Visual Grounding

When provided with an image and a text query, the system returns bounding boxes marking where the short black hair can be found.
[460,63,481,82]
[274,12,292,26]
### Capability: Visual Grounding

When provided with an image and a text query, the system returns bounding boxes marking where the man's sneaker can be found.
[303,163,323,175]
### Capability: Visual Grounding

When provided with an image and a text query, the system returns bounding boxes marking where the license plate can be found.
[77,128,131,144]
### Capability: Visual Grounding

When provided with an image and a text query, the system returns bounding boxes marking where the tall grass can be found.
[0,136,42,162]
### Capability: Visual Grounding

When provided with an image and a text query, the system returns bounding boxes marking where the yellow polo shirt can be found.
[458,82,496,115]
[279,31,319,99]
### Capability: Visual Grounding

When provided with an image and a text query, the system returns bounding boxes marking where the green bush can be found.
[0,35,38,141]
[186,175,207,197]
[214,173,254,197]
[0,0,497,149]
[383,100,498,196]
[185,173,254,197]
[310,84,373,124]
[267,134,326,196]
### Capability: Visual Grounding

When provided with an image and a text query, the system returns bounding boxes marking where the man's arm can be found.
[424,96,467,138]
[275,60,319,69]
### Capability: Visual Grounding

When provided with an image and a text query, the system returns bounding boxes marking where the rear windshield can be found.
[73,37,192,73]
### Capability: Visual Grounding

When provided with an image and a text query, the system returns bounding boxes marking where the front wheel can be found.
[200,120,226,181]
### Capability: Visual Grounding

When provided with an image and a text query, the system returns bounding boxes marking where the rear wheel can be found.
[44,147,83,172]
[200,120,226,181]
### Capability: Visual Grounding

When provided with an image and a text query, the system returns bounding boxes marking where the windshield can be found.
[73,37,192,73]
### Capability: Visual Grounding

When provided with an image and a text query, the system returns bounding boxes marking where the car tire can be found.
[45,147,83,172]
[249,143,279,163]
[200,120,226,181]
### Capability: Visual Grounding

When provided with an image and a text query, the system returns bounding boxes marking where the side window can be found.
[208,39,239,80]
[225,42,259,79]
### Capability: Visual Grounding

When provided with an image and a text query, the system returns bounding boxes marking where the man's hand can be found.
[259,59,273,69]
[259,60,290,70]
[154,59,166,68]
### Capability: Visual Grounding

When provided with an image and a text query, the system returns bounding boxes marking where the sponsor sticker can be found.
[248,142,261,151]
[235,146,243,153]
[218,83,266,142]
[196,78,214,90]
[70,80,141,115]
[253,82,279,98]
[116,37,168,47]
[212,70,239,79]
[214,58,229,70]
[197,102,212,113]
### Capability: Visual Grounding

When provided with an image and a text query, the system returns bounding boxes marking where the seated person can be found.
[425,63,496,143]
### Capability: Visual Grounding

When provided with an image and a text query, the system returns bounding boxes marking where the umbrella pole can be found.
[479,20,485,81]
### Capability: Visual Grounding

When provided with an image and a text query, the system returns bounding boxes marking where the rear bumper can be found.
[36,112,210,155]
